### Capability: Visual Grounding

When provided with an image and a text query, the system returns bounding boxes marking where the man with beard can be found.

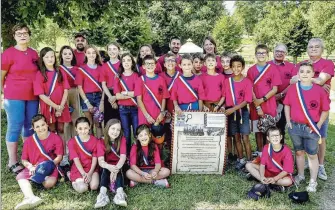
[158,36,182,72]
[73,33,88,66]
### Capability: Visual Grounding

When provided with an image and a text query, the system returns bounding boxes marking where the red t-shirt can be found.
[138,63,163,75]
[261,144,294,176]
[247,64,282,120]
[200,73,225,102]
[158,54,182,72]
[75,64,103,93]
[114,72,139,106]
[21,132,64,165]
[129,144,161,169]
[159,71,180,113]
[100,61,120,89]
[1,47,39,100]
[34,70,71,123]
[97,136,127,165]
[224,77,253,107]
[134,75,170,125]
[59,65,79,88]
[268,60,297,93]
[283,84,330,123]
[171,75,206,104]
[73,49,86,67]
[200,56,223,73]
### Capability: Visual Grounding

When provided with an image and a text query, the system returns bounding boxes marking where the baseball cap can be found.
[288,191,309,204]
[151,124,165,144]
[74,33,86,40]
[30,160,56,184]
[247,183,271,201]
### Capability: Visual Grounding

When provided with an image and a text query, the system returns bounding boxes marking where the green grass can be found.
[1,109,335,209]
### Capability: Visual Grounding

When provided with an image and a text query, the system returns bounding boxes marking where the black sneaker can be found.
[269,184,285,193]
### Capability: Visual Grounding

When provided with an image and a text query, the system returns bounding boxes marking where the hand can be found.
[142,172,152,180]
[257,108,264,117]
[28,166,36,176]
[260,176,268,184]
[108,96,117,105]
[286,121,292,129]
[290,75,299,84]
[266,177,276,184]
[224,108,235,116]
[84,172,92,184]
[87,103,94,112]
[275,94,282,101]
[151,171,158,179]
[112,103,118,109]
[110,172,117,182]
[175,106,182,116]
[99,102,104,113]
[121,91,128,96]
[55,110,62,117]
[317,121,322,129]
[322,84,331,93]
[213,105,219,112]
[145,114,155,124]
[109,165,119,173]
[253,98,263,107]
[203,105,210,112]
[156,113,164,123]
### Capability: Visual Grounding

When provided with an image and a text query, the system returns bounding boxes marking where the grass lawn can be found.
[1,110,335,210]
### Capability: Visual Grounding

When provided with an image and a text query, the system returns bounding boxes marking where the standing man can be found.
[268,43,296,142]
[292,38,334,181]
[158,36,182,72]
[73,33,87,66]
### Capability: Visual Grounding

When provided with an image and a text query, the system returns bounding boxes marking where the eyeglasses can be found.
[15,32,29,37]
[275,50,286,54]
[145,63,155,67]
[256,52,267,56]
[165,59,176,63]
[308,45,321,49]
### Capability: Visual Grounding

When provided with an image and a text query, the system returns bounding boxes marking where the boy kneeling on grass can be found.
[245,127,293,192]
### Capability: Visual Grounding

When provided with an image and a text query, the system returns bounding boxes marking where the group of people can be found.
[1,23,334,209]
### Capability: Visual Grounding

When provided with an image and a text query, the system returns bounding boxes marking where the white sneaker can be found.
[94,193,110,209]
[306,180,318,192]
[15,197,31,210]
[60,155,70,166]
[153,179,170,188]
[318,166,328,180]
[294,174,305,185]
[113,191,127,207]
[29,196,43,208]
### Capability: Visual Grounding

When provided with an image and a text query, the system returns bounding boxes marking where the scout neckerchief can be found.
[295,82,322,144]
[179,75,198,100]
[32,132,64,176]
[119,75,137,106]
[48,71,58,123]
[78,67,102,91]
[59,65,75,81]
[107,61,118,77]
[141,75,162,110]
[253,63,271,85]
[74,135,92,157]
[167,71,180,91]
[110,142,120,158]
[228,77,242,122]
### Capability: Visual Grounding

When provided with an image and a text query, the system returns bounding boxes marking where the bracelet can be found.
[145,113,150,119]
[141,171,146,176]
[160,110,167,116]
[84,99,89,104]
[256,106,261,111]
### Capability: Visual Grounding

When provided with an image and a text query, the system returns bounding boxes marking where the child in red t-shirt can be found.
[15,114,63,209]
[34,47,71,147]
[68,117,99,193]
[192,53,204,76]
[126,124,170,188]
[95,119,128,208]
[246,127,293,191]
[221,52,234,79]
[136,44,162,75]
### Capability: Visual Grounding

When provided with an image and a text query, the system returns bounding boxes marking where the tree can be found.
[308,1,335,57]
[212,15,243,53]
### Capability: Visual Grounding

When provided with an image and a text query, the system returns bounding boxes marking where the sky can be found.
[224,1,236,15]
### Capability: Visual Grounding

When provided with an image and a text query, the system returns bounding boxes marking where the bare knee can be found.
[126,169,135,179]
[308,154,318,160]
[73,182,88,193]
[296,150,305,156]
[159,168,170,178]
[43,178,57,189]
[245,162,252,171]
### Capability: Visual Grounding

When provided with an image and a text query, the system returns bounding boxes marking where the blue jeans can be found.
[119,105,138,155]
[100,168,124,189]
[288,121,319,155]
[227,107,250,136]
[80,92,102,112]
[4,99,39,142]
[179,101,199,111]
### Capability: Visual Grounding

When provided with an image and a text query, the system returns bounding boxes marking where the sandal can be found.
[8,162,24,175]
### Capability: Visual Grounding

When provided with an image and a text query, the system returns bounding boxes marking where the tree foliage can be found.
[212,15,243,53]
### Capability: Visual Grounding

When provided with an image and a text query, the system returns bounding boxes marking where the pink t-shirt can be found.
[1,47,39,100]
[101,61,120,89]
[68,135,99,181]
[261,144,294,175]
[75,64,103,93]
[200,56,223,73]
[159,71,180,114]
[114,72,139,106]
[97,136,127,165]
[247,64,282,120]
[21,132,64,164]
[34,70,71,123]
[200,73,225,102]
[268,60,297,93]
[73,49,86,67]
[224,77,253,107]
[134,75,170,125]
[171,75,206,104]
[158,54,182,72]
[129,144,161,169]
[59,65,78,88]
[138,63,163,75]
[223,71,234,79]
[283,84,330,123]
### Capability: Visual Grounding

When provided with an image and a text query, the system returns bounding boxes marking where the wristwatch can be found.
[262,96,267,102]
[160,110,167,117]
[280,92,285,98]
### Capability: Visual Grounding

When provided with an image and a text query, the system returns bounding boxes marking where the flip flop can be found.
[8,162,24,175]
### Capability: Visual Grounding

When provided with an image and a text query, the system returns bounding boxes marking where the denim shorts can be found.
[288,121,319,155]
[179,101,199,111]
[227,107,250,136]
[80,92,102,112]
[4,99,39,142]
[320,116,329,138]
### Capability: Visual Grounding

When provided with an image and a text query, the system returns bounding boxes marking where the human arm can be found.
[213,97,225,112]
[317,111,329,129]
[77,85,93,111]
[137,95,155,124]
[312,72,331,86]
[173,100,182,115]
[224,101,247,115]
[1,70,7,93]
[102,81,117,105]
[284,105,292,129]
[130,164,152,180]
[156,99,166,123]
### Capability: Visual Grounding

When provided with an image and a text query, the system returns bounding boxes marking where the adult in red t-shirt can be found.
[157,36,182,72]
[268,43,297,142]
[1,24,39,175]
[201,36,223,73]
[73,33,87,67]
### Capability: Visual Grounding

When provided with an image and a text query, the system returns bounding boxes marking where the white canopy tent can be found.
[179,39,203,54]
